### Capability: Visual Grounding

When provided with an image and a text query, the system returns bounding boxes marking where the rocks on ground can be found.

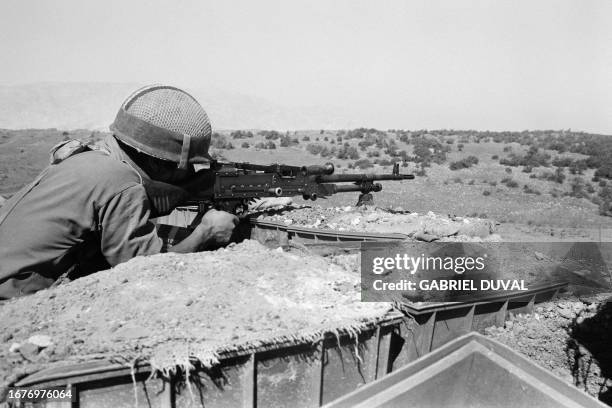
[256,205,499,242]
[485,293,612,404]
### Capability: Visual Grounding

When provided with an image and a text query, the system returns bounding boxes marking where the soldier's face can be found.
[145,157,195,184]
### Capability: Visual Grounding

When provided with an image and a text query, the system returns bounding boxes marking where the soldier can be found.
[0,85,239,299]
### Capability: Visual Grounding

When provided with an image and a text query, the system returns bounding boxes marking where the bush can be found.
[307,144,325,155]
[501,177,518,188]
[241,142,250,148]
[468,179,475,185]
[411,138,447,164]
[488,180,497,186]
[483,190,491,196]
[457,143,464,151]
[302,136,310,141]
[230,130,254,139]
[449,156,479,170]
[376,158,394,166]
[265,141,276,149]
[279,135,299,147]
[503,146,512,152]
[355,159,373,169]
[259,130,281,140]
[522,166,532,173]
[336,144,360,160]
[505,167,512,174]
[567,177,591,199]
[523,185,541,195]
[211,133,234,149]
[506,180,519,188]
[499,146,551,168]
[491,155,499,160]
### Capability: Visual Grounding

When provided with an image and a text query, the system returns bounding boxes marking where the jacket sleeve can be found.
[97,184,163,266]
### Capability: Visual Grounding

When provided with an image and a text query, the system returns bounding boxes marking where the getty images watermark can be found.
[360,241,612,302]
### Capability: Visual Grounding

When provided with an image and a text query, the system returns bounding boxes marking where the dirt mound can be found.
[256,205,499,242]
[0,240,392,397]
[485,293,612,404]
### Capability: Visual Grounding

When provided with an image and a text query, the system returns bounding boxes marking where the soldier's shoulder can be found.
[61,151,143,186]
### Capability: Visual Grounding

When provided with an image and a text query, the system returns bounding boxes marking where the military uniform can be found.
[0,139,162,299]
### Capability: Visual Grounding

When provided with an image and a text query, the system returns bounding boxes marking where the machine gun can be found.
[181,160,414,216]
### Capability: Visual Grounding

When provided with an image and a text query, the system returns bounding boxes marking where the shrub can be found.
[468,180,475,185]
[307,144,325,155]
[491,155,499,160]
[376,158,394,166]
[241,142,250,148]
[355,159,373,169]
[230,130,254,139]
[483,190,491,196]
[499,146,551,167]
[505,167,512,174]
[211,133,234,149]
[336,144,360,160]
[506,180,519,188]
[501,177,518,188]
[411,138,447,164]
[449,156,479,170]
[279,135,299,147]
[523,185,541,195]
[302,136,310,141]
[259,130,281,140]
[488,180,497,186]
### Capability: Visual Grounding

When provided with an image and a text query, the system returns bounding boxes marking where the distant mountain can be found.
[0,82,350,131]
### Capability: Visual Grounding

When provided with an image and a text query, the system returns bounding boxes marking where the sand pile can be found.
[0,240,392,397]
[256,205,499,242]
[485,293,612,404]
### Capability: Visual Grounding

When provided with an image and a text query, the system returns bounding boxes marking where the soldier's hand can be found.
[197,209,239,245]
[248,197,293,211]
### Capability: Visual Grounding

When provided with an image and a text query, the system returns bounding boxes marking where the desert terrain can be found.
[3,127,612,242]
[2,127,612,404]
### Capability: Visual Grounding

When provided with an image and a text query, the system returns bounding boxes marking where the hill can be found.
[0,83,348,131]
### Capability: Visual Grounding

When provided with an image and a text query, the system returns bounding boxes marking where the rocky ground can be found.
[485,293,612,405]
[0,240,392,400]
[255,205,500,242]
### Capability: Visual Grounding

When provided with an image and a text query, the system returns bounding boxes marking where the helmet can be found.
[110,85,213,169]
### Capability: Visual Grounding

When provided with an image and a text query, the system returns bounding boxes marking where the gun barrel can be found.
[332,183,383,193]
[300,163,334,176]
[318,173,414,183]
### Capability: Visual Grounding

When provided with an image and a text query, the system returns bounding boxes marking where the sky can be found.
[1,0,611,133]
